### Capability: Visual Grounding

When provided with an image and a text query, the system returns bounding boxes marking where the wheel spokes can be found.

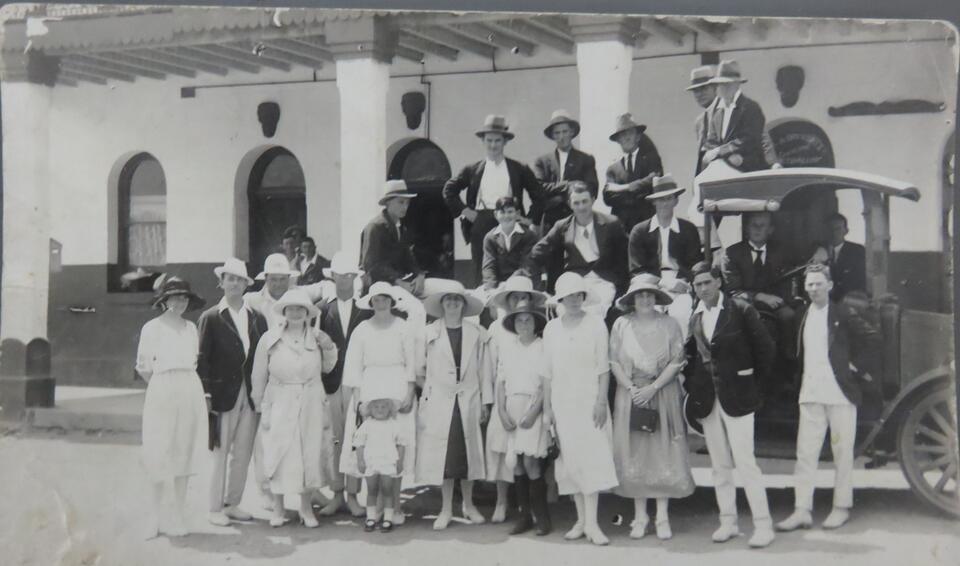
[933,461,958,493]
[919,454,954,473]
[928,404,957,440]
[914,444,950,456]
[917,424,950,445]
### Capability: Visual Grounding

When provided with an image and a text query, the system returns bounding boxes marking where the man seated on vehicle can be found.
[808,213,866,302]
[720,211,797,365]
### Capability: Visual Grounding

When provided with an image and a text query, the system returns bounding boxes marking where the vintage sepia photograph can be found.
[0,2,957,565]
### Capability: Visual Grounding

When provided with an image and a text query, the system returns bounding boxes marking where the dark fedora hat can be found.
[609,112,647,141]
[152,275,205,311]
[542,109,581,140]
[475,114,515,140]
[683,393,705,436]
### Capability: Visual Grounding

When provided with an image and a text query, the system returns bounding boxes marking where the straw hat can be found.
[685,64,717,91]
[542,109,581,139]
[152,276,205,311]
[547,272,598,307]
[502,300,547,335]
[475,114,515,140]
[214,257,254,286]
[378,179,417,206]
[488,275,549,310]
[616,273,674,312]
[272,288,319,319]
[256,253,300,280]
[645,173,686,201]
[322,251,364,279]
[422,279,485,319]
[356,281,403,310]
[707,59,748,84]
[609,112,647,142]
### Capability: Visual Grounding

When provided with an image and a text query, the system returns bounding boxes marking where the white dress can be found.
[495,335,550,464]
[339,318,418,479]
[541,313,618,495]
[353,418,408,477]
[136,317,209,482]
[484,321,513,482]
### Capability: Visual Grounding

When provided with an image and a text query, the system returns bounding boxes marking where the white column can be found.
[335,57,390,259]
[571,17,635,213]
[1,81,51,342]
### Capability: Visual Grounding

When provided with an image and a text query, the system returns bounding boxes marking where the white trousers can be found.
[209,384,259,512]
[793,402,857,511]
[700,399,771,528]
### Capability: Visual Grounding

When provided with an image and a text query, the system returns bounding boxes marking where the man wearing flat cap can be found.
[533,109,599,290]
[602,113,665,234]
[700,60,777,173]
[442,114,544,287]
[359,179,425,296]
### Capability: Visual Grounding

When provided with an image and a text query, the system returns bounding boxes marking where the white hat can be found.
[272,288,319,319]
[322,251,364,279]
[488,275,549,310]
[422,279,485,319]
[616,273,673,311]
[213,257,254,286]
[256,253,300,280]
[356,281,403,310]
[378,180,417,206]
[547,272,598,307]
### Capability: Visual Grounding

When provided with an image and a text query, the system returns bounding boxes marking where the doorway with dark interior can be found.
[247,147,306,276]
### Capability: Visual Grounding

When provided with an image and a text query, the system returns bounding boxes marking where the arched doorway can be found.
[109,152,167,292]
[766,119,838,260]
[387,138,454,278]
[248,147,306,274]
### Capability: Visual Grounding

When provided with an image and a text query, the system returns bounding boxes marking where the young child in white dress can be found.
[354,396,407,533]
[495,300,553,536]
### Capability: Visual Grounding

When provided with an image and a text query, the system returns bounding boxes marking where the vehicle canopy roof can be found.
[699,167,920,213]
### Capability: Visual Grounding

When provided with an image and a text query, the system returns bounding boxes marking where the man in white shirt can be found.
[443,115,544,286]
[777,264,880,532]
[295,236,330,286]
[700,60,772,173]
[245,253,328,329]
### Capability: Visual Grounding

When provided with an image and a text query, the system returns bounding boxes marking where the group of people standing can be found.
[135,58,879,549]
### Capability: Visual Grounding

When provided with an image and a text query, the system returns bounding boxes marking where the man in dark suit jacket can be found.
[721,211,797,360]
[295,237,330,286]
[481,196,540,290]
[313,252,373,518]
[359,180,424,296]
[777,264,880,532]
[603,113,664,234]
[522,182,627,315]
[628,174,703,281]
[700,60,771,174]
[810,213,867,300]
[442,114,543,286]
[684,261,777,548]
[198,258,269,526]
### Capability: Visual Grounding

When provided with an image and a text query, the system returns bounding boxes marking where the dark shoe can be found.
[380,520,394,533]
[530,476,553,536]
[510,514,535,535]
[364,519,378,532]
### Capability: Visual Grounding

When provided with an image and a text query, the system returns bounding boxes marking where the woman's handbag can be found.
[630,403,659,433]
[546,425,561,461]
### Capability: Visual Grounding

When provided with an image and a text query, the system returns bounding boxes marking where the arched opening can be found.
[764,119,838,259]
[387,138,454,278]
[108,152,166,292]
[247,147,306,275]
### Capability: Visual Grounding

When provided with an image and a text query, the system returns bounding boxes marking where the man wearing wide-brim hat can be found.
[602,112,665,234]
[626,174,703,340]
[687,64,719,174]
[359,179,425,296]
[533,110,599,231]
[198,258,270,526]
[700,60,774,173]
[442,114,544,287]
[245,253,327,331]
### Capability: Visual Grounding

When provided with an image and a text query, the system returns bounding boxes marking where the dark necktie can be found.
[627,152,634,177]
[752,247,764,272]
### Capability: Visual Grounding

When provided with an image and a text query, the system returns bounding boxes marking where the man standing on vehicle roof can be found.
[776,263,880,532]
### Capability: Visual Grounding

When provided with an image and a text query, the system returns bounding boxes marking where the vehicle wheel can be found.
[897,386,960,518]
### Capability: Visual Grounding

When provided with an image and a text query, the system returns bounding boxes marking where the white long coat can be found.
[415,319,494,486]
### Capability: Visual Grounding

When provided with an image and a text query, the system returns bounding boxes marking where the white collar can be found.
[574,215,595,230]
[218,296,248,314]
[556,147,571,155]
[485,157,507,168]
[694,292,725,314]
[494,223,525,239]
[649,215,680,233]
[301,253,317,264]
[749,242,768,252]
[718,89,742,109]
[810,301,829,314]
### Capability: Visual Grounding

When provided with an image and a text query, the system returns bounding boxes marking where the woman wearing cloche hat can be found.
[609,273,694,541]
[250,288,339,528]
[135,276,208,537]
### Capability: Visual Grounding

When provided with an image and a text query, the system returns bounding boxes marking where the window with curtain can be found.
[113,153,166,292]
